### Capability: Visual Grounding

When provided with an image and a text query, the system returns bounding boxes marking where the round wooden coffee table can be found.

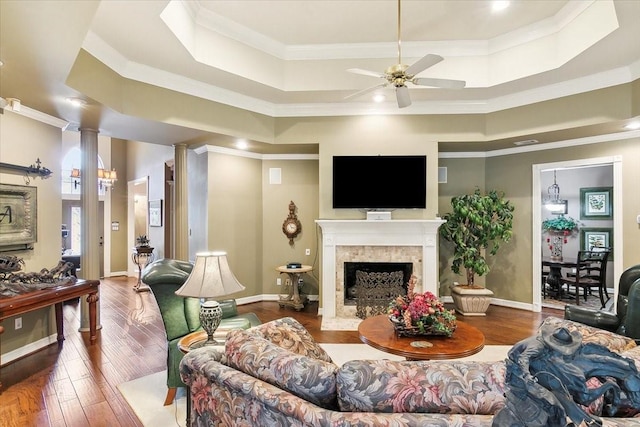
[358,315,485,360]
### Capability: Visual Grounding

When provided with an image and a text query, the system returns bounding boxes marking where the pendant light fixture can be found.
[543,170,568,214]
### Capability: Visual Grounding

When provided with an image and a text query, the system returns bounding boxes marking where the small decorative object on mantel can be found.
[388,275,457,337]
[542,215,579,261]
[282,201,302,246]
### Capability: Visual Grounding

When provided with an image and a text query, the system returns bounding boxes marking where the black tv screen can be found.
[332,155,427,209]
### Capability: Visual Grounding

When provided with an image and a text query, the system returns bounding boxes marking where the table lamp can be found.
[175,251,245,347]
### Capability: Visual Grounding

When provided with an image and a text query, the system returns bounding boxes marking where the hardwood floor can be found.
[0,276,561,426]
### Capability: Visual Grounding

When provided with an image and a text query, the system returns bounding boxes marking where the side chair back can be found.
[561,250,610,307]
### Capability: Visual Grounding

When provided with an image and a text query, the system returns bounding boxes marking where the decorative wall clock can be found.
[282,201,302,246]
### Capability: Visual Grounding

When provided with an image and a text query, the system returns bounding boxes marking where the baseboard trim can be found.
[108,271,128,277]
[1,334,58,365]
[236,294,319,305]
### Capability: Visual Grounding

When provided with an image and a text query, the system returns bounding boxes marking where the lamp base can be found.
[200,300,223,346]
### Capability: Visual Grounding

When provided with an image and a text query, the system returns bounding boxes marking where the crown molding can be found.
[439,129,640,159]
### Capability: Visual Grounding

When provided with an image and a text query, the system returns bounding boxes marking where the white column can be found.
[79,128,102,331]
[174,143,189,261]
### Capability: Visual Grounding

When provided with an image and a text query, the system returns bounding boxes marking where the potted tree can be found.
[440,188,515,315]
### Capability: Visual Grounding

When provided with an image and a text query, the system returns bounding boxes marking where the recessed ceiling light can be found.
[0,60,4,67]
[624,121,640,130]
[373,93,386,103]
[66,97,86,107]
[236,140,248,150]
[492,1,510,12]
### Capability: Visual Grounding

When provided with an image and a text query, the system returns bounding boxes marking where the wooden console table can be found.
[0,279,100,344]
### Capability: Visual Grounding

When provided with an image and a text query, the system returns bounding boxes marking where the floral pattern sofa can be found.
[180,316,640,426]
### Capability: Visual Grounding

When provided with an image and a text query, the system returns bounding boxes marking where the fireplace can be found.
[316,219,445,320]
[343,261,413,305]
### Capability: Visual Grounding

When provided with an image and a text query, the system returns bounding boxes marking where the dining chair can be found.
[560,250,610,307]
[541,264,550,299]
[589,245,612,301]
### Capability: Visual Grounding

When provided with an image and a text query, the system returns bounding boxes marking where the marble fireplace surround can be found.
[316,219,445,320]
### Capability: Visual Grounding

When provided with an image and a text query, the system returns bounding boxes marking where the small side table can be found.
[276,265,312,311]
[132,246,155,292]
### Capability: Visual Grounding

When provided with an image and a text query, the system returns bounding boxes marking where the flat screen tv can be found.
[332,155,426,209]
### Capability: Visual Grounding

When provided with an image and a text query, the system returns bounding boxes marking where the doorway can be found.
[128,177,149,277]
[532,156,622,312]
[62,200,105,278]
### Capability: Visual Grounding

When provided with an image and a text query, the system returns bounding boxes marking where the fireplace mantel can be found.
[316,219,445,318]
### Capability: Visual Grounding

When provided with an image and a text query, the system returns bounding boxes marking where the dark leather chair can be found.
[141,258,261,405]
[564,264,640,342]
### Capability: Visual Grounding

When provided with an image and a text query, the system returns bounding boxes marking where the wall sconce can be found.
[71,167,118,190]
[543,170,568,215]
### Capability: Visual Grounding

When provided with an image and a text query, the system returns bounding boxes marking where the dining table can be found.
[542,256,579,300]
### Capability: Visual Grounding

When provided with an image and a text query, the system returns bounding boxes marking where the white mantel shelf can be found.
[315,219,446,318]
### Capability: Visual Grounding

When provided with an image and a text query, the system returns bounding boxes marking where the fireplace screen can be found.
[344,262,412,319]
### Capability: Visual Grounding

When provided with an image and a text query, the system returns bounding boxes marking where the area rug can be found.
[542,287,615,311]
[119,344,510,426]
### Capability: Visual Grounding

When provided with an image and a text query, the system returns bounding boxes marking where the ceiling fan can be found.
[345,0,466,108]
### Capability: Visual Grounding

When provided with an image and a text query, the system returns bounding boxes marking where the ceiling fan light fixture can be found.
[345,0,465,109]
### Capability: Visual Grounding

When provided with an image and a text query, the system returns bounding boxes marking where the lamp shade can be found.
[175,251,245,298]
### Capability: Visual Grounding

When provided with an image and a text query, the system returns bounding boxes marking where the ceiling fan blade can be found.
[347,68,386,79]
[405,54,444,77]
[396,85,411,108]
[344,83,388,100]
[412,77,466,89]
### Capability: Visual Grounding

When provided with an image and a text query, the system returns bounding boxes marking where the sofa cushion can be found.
[226,329,339,410]
[242,317,333,363]
[336,359,506,415]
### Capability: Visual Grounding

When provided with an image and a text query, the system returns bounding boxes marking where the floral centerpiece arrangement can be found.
[388,276,457,337]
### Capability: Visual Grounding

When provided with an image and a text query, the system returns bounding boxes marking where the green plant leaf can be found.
[440,188,514,286]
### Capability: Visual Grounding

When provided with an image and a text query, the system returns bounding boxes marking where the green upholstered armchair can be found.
[564,263,640,342]
[142,258,261,405]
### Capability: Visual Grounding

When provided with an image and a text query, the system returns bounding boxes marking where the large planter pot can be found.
[450,285,494,316]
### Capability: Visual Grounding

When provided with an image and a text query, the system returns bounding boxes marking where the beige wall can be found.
[206,152,263,297]
[110,138,128,273]
[262,160,319,296]
[0,111,63,355]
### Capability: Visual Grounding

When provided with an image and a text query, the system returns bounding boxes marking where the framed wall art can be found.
[580,227,613,260]
[0,183,38,249]
[580,187,612,219]
[149,199,163,227]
